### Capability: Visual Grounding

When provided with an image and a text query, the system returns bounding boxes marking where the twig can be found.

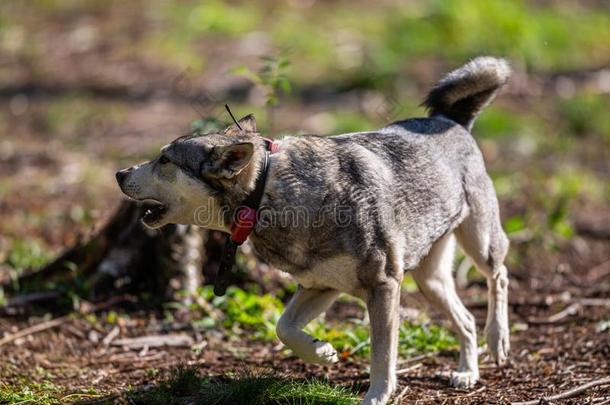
[396,363,422,375]
[580,298,610,306]
[59,393,103,402]
[102,326,120,346]
[0,316,69,347]
[465,386,486,397]
[527,297,610,325]
[586,259,610,283]
[0,295,135,347]
[547,302,581,322]
[511,377,610,405]
[397,351,438,366]
[393,385,410,403]
[111,334,194,349]
[528,302,581,324]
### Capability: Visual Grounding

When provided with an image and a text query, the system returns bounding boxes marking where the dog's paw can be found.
[361,389,392,405]
[449,371,479,389]
[487,324,510,365]
[298,340,339,365]
[311,340,339,365]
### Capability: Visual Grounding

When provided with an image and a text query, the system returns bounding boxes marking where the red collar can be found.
[214,138,278,296]
[229,138,278,244]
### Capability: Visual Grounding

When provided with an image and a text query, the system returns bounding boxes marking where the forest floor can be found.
[0,278,610,404]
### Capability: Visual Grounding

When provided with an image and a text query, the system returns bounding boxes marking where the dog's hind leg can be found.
[454,180,510,365]
[276,286,340,365]
[412,234,479,388]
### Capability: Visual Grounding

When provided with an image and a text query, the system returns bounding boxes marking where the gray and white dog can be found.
[117,56,511,405]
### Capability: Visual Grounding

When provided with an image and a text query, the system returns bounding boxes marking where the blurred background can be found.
[0,0,609,403]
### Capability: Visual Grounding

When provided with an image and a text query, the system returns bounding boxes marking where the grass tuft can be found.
[129,367,359,405]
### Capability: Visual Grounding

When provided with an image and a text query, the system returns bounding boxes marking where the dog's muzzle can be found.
[115,167,132,185]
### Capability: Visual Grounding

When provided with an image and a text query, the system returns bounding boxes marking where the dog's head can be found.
[116,114,262,230]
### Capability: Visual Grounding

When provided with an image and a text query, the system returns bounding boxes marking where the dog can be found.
[116,56,511,405]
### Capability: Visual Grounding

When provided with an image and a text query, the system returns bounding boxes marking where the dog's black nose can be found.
[115,169,129,184]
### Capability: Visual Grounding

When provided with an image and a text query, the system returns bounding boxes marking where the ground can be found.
[0,1,609,404]
[1,283,609,403]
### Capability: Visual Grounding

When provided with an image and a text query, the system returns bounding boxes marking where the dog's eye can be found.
[159,156,170,164]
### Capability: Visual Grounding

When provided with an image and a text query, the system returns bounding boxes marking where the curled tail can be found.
[423,57,511,131]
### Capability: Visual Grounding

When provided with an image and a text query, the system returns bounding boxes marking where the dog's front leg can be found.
[362,279,401,405]
[276,286,340,365]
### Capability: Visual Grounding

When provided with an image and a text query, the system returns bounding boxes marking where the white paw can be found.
[302,340,338,365]
[361,390,392,405]
[449,371,479,389]
[487,324,510,365]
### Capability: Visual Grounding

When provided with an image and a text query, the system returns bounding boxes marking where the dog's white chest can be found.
[293,255,364,296]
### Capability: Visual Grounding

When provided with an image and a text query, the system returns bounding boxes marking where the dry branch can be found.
[396,363,422,375]
[0,295,135,347]
[111,334,195,349]
[511,377,610,405]
[394,385,410,403]
[0,316,69,347]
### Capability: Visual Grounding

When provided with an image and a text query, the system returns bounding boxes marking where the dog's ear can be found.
[224,114,257,135]
[202,142,254,179]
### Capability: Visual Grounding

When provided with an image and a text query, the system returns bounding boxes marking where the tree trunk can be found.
[2,200,226,311]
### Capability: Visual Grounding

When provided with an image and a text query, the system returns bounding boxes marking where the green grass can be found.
[0,380,101,405]
[128,367,359,405]
[0,366,357,404]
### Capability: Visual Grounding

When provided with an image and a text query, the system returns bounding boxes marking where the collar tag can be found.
[262,138,280,154]
[230,207,257,245]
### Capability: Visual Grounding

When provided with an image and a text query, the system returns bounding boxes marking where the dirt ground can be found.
[1,273,609,404]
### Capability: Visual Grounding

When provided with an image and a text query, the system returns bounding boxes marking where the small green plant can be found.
[4,238,51,275]
[193,286,284,341]
[190,286,458,359]
[2,238,52,292]
[546,194,574,240]
[232,54,291,134]
[399,322,458,357]
[309,319,458,359]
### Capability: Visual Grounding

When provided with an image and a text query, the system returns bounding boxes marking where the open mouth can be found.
[141,200,169,226]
